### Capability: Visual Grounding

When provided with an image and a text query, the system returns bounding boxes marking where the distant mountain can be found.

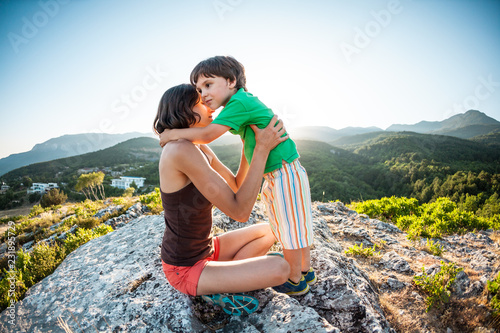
[289,126,383,143]
[332,130,500,167]
[209,126,384,146]
[0,132,156,176]
[386,110,500,135]
[437,124,500,139]
[345,132,500,168]
[1,137,163,182]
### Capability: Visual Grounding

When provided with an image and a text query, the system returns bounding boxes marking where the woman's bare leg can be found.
[196,223,288,295]
[217,223,276,261]
[196,256,289,295]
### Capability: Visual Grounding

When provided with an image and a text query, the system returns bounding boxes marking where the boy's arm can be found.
[234,144,249,190]
[199,141,248,192]
[159,124,230,147]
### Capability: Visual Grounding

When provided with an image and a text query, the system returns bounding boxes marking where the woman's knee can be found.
[270,258,290,283]
[254,222,272,236]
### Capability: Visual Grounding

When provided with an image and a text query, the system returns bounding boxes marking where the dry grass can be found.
[379,287,427,333]
[57,316,74,333]
[0,205,33,219]
[380,287,493,333]
[490,231,500,246]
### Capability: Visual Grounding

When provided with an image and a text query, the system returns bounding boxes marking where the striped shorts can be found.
[261,159,314,250]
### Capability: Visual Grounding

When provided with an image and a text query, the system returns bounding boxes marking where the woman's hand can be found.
[250,115,289,152]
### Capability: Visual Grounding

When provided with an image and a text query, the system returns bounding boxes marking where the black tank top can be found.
[160,182,214,266]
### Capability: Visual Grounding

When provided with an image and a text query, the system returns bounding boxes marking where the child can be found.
[160,56,316,295]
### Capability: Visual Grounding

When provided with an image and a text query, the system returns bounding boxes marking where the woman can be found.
[154,84,290,315]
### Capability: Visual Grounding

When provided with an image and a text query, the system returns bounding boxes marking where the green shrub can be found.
[0,268,27,310]
[27,242,65,283]
[0,242,65,310]
[489,214,500,230]
[140,188,162,214]
[74,199,104,218]
[487,271,500,315]
[0,215,24,224]
[76,216,100,229]
[345,243,380,257]
[40,188,68,208]
[423,239,445,257]
[28,204,45,218]
[122,187,135,197]
[28,192,42,203]
[64,224,113,253]
[0,223,114,312]
[112,197,127,205]
[353,196,497,239]
[413,261,463,312]
[350,196,420,222]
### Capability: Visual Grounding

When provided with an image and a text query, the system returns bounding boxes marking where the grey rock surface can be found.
[0,202,393,333]
[2,200,499,332]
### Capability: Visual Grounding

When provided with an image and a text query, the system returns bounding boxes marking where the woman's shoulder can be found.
[161,140,199,160]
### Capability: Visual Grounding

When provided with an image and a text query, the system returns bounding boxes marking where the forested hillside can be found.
[1,132,499,211]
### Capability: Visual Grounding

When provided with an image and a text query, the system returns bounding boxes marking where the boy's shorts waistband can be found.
[264,158,299,176]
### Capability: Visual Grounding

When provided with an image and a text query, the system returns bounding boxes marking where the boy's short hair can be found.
[190,56,247,92]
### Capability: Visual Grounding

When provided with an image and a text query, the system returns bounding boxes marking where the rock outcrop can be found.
[1,201,499,332]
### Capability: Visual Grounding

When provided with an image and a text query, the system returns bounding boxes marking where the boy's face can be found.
[195,75,236,110]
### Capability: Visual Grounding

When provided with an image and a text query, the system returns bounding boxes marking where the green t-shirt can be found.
[211,88,299,173]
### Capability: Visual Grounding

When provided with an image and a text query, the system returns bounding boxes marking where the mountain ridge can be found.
[386,110,499,133]
[1,110,498,177]
[0,132,156,176]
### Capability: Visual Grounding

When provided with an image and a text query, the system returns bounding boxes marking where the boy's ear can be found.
[227,79,237,89]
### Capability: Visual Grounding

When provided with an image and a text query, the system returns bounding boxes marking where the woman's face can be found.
[191,100,215,128]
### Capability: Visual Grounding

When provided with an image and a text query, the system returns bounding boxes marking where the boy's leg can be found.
[283,249,302,283]
[301,246,311,272]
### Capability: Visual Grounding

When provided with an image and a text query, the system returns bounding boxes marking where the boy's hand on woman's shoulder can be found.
[159,129,172,147]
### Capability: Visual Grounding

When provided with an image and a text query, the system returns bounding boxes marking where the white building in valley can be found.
[27,183,59,194]
[111,176,146,189]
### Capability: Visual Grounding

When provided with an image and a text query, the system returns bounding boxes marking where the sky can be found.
[1,0,499,159]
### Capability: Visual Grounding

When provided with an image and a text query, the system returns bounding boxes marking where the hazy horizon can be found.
[1,108,497,159]
[1,0,499,158]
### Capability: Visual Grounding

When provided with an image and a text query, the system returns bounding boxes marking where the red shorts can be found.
[162,237,220,296]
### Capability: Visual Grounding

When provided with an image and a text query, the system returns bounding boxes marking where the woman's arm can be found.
[173,116,286,222]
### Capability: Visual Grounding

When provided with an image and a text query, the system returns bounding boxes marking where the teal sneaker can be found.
[272,276,310,295]
[266,252,284,258]
[201,293,259,316]
[302,268,317,285]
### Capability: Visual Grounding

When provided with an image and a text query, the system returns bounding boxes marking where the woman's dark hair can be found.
[153,84,201,135]
[190,55,247,92]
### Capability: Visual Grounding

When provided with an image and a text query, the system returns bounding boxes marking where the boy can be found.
[160,56,316,295]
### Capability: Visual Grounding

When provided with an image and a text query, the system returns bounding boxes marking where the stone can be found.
[379,251,413,274]
[0,204,393,333]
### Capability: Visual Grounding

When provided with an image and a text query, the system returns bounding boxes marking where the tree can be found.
[75,172,106,201]
[122,187,135,197]
[40,188,68,208]
[28,192,42,204]
[22,176,33,189]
